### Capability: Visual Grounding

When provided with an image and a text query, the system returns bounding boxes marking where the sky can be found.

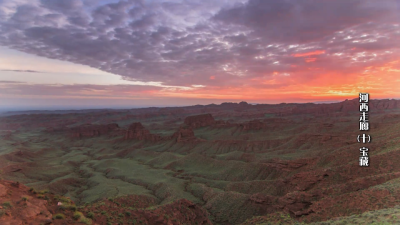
[0,0,399,110]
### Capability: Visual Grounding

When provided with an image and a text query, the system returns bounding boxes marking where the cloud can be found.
[1,69,43,73]
[213,0,398,44]
[0,80,26,84]
[40,0,83,12]
[0,0,398,95]
[0,83,164,98]
[292,50,326,58]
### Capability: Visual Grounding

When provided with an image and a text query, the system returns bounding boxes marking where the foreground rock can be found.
[81,196,212,225]
[0,180,61,225]
[0,180,213,225]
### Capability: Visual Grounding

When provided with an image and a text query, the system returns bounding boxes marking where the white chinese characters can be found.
[358,93,370,167]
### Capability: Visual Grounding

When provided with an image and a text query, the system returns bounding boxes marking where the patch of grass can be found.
[54,195,73,204]
[59,203,77,211]
[73,211,83,220]
[38,189,49,194]
[37,194,44,199]
[29,187,37,194]
[80,217,92,225]
[87,211,95,219]
[53,213,65,220]
[309,205,400,225]
[2,202,12,209]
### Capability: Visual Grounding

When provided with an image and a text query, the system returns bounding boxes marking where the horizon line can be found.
[2,97,400,114]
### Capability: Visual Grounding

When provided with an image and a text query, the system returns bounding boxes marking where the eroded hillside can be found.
[1,99,400,224]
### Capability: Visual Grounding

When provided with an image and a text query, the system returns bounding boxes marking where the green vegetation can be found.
[59,203,77,211]
[38,189,49,194]
[2,202,12,209]
[73,211,83,220]
[80,217,92,225]
[309,205,400,224]
[37,194,44,199]
[28,187,39,194]
[86,211,94,219]
[53,213,66,220]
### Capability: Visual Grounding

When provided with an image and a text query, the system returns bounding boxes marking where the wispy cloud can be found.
[1,69,43,73]
[0,80,26,84]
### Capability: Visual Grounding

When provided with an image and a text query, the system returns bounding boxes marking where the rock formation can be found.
[70,123,119,138]
[240,119,266,131]
[184,114,215,128]
[71,123,118,138]
[124,122,161,141]
[172,127,198,143]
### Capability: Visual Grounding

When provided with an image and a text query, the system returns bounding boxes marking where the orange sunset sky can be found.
[0,0,399,110]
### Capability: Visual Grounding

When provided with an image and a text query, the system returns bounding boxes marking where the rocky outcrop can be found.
[248,191,316,218]
[0,180,212,225]
[0,180,55,225]
[125,122,162,141]
[81,195,212,225]
[239,120,266,131]
[70,123,119,138]
[172,127,198,143]
[184,114,215,128]
[211,120,234,128]
[370,99,400,110]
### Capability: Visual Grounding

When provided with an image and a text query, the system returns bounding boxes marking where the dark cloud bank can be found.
[0,0,399,88]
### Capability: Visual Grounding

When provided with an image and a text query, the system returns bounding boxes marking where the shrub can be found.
[73,211,83,220]
[39,190,49,194]
[22,196,29,201]
[54,195,72,204]
[2,202,12,209]
[125,211,131,217]
[60,204,77,211]
[37,194,44,199]
[53,213,65,219]
[87,211,95,219]
[81,217,92,225]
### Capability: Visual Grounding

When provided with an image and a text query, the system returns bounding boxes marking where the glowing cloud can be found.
[292,50,326,58]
